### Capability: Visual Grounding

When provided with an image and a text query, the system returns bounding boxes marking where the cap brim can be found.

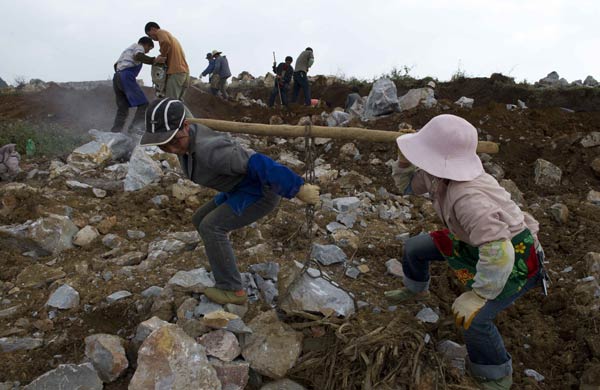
[140,129,179,147]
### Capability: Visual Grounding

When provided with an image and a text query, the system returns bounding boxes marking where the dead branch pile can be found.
[287,311,459,390]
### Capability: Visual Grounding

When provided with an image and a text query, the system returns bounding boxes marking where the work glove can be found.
[296,184,320,205]
[452,290,487,330]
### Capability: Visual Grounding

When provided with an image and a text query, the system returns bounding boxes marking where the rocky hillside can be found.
[0,73,599,389]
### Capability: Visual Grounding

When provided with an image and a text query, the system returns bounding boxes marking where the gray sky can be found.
[2,0,600,86]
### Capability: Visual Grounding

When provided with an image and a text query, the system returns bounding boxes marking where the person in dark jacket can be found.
[111,37,163,133]
[140,98,320,305]
[345,86,361,112]
[268,56,294,107]
[201,52,215,79]
[201,52,217,95]
[211,50,232,99]
[292,47,314,106]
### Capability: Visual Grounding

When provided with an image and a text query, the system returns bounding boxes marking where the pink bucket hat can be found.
[396,114,484,181]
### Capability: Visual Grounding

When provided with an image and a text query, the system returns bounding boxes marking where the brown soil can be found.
[0,76,599,389]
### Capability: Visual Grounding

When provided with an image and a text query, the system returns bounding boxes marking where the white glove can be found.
[452,291,487,330]
[296,184,320,205]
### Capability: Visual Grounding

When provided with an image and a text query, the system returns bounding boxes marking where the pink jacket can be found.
[409,169,539,246]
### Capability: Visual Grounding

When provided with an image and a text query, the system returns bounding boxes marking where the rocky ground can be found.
[0,74,600,389]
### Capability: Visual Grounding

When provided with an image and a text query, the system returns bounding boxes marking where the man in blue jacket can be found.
[210,50,232,99]
[111,37,163,133]
[140,98,320,304]
[200,52,215,84]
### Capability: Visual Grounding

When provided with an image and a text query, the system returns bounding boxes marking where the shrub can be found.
[379,65,415,82]
[0,120,88,157]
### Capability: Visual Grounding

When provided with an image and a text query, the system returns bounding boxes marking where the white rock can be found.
[362,78,399,119]
[454,96,474,108]
[524,368,545,382]
[129,324,221,390]
[106,290,132,303]
[416,307,439,323]
[73,225,100,247]
[124,147,163,192]
[167,268,215,293]
[47,284,80,309]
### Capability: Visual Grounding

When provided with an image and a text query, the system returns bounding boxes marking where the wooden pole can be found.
[187,118,500,154]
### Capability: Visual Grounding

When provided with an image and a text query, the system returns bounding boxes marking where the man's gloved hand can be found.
[452,291,487,330]
[296,184,320,205]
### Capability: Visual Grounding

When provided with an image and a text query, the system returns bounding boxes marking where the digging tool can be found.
[272,51,283,105]
[186,118,500,154]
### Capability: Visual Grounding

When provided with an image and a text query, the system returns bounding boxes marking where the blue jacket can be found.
[179,124,303,215]
[201,59,215,77]
[214,153,304,215]
[213,56,232,78]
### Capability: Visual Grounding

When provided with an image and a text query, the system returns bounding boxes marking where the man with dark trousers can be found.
[268,56,293,107]
[111,37,162,133]
[292,47,314,106]
[139,98,320,304]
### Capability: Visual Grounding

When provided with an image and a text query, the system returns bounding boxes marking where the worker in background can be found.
[111,36,162,133]
[268,56,294,107]
[144,22,190,100]
[292,47,314,106]
[344,86,361,112]
[211,50,232,99]
[200,52,215,85]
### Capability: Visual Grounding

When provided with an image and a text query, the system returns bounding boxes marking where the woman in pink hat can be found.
[387,114,546,389]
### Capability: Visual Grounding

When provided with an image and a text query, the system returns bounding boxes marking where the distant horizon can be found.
[2,0,599,88]
[1,68,592,88]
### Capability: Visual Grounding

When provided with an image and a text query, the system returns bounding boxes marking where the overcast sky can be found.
[2,0,600,86]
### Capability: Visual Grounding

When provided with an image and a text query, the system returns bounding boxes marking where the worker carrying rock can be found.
[386,114,547,390]
[145,22,190,101]
[140,98,320,305]
[111,37,162,134]
[209,50,232,99]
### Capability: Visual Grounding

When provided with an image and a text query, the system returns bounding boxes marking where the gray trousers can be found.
[165,72,190,101]
[192,190,280,291]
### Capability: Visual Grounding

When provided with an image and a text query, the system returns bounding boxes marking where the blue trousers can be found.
[292,71,311,106]
[401,233,541,381]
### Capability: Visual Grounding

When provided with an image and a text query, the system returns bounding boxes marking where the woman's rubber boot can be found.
[477,376,513,390]
[384,288,430,304]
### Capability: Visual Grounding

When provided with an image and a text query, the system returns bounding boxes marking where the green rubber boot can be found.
[204,287,248,305]
[384,288,430,304]
[477,376,513,390]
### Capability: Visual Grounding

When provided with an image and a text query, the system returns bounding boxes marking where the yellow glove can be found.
[296,184,320,205]
[452,291,487,330]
